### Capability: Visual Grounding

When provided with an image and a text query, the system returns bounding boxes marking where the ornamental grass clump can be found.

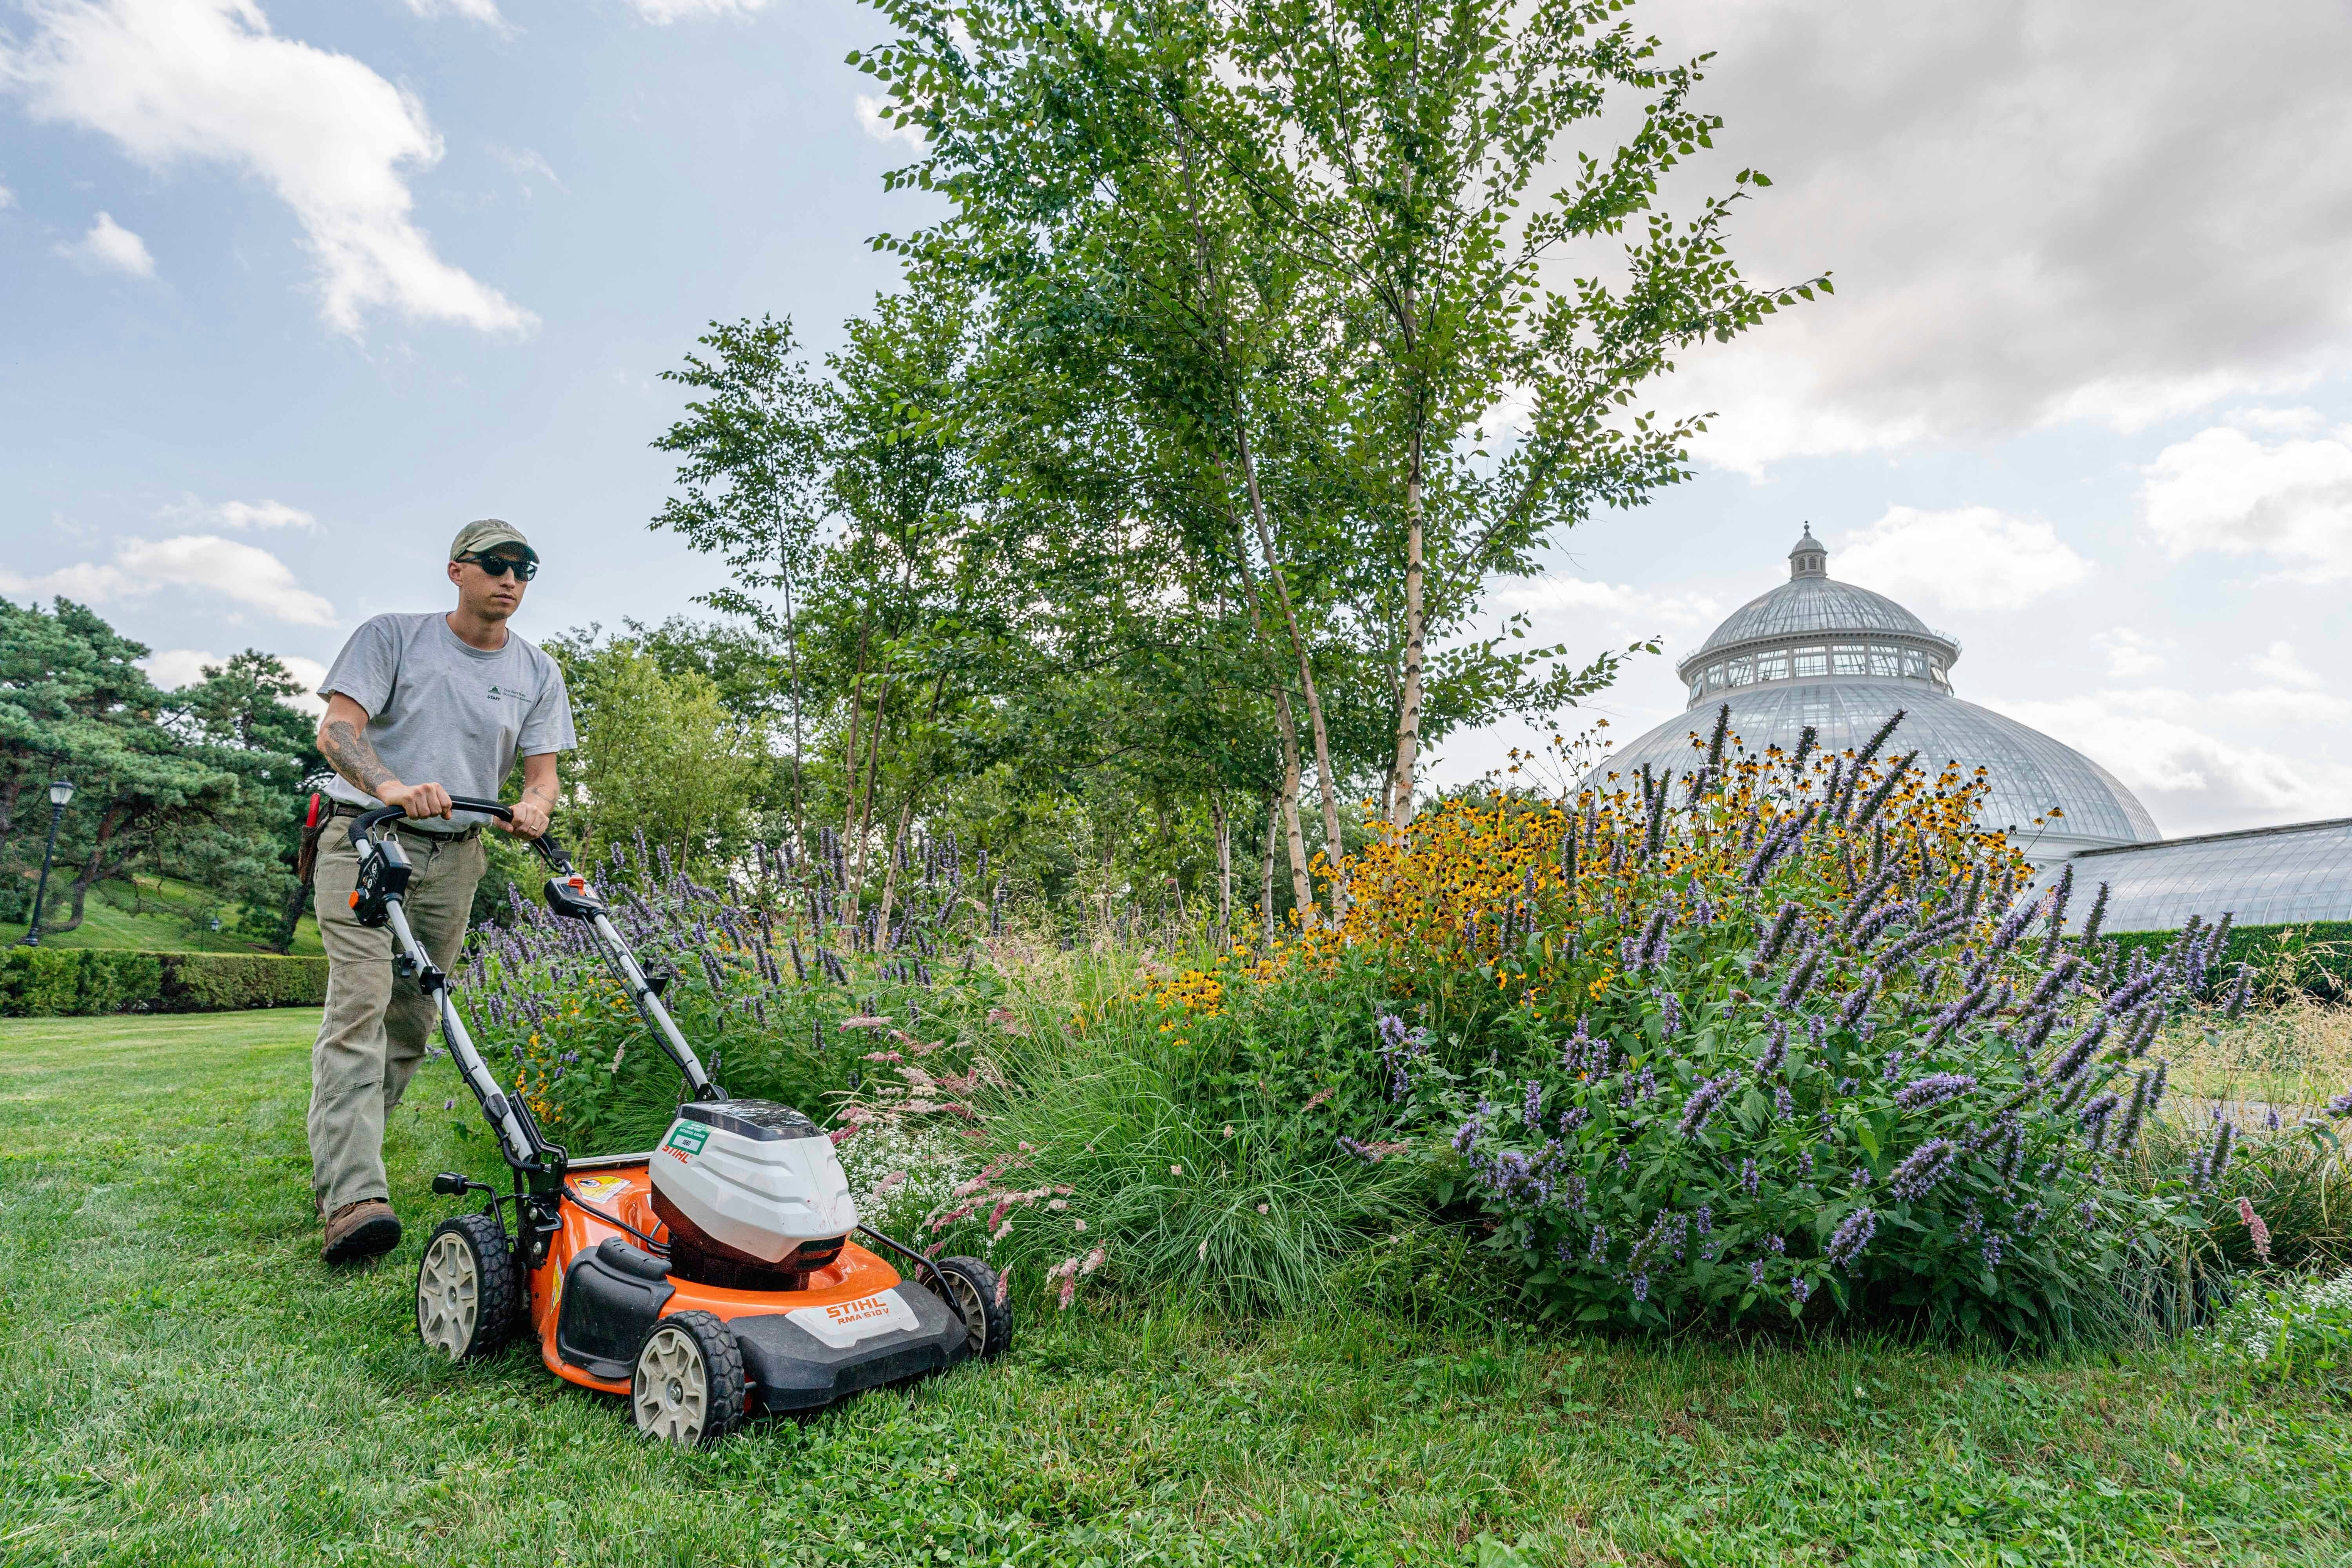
[1210,715,2247,1338]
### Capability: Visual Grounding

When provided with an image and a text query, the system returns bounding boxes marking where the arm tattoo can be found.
[320,717,397,797]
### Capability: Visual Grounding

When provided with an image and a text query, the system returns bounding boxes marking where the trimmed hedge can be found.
[2109,920,2352,1001]
[0,949,329,1017]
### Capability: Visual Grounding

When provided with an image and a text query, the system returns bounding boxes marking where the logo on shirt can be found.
[486,683,525,703]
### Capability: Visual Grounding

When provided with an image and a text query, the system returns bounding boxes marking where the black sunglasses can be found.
[464,553,539,581]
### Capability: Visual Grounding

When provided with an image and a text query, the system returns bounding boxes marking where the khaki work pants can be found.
[308,825,485,1217]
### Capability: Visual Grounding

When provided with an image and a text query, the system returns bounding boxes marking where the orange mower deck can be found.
[527,1160,969,1411]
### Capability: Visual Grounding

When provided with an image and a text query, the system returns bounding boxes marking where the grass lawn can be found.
[0,875,323,956]
[2,1013,2347,1566]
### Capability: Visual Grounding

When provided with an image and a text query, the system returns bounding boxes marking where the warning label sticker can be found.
[663,1121,709,1157]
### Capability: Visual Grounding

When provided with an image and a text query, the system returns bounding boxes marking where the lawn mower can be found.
[344,797,1009,1446]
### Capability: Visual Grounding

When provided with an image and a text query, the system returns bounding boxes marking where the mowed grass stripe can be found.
[0,1011,2346,1566]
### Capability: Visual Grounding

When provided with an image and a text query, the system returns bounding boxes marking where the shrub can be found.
[0,949,321,1015]
[158,954,327,1011]
[2112,921,2352,1004]
[1147,720,2247,1340]
[1,949,164,1015]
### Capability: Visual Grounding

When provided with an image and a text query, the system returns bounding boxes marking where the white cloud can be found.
[402,0,510,31]
[139,646,221,688]
[855,93,924,151]
[1608,1,2352,472]
[1998,690,2352,828]
[0,181,16,208]
[2137,421,2352,581]
[158,494,320,529]
[625,0,771,21]
[0,533,337,626]
[2251,640,2323,691]
[1829,506,2092,613]
[2,0,533,336]
[61,210,155,275]
[140,647,327,712]
[1490,575,1722,631]
[487,143,562,192]
[2095,627,2168,679]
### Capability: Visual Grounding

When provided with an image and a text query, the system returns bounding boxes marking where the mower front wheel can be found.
[632,1311,745,1448]
[416,1213,517,1361]
[928,1256,1012,1361]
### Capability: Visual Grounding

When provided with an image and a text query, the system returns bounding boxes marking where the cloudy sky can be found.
[4,0,2349,840]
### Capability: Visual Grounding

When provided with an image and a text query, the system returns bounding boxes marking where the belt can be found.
[325,799,481,843]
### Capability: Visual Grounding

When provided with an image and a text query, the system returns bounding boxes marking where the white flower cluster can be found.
[835,1117,975,1232]
[2199,1266,2352,1365]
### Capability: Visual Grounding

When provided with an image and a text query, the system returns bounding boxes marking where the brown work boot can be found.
[322,1199,402,1264]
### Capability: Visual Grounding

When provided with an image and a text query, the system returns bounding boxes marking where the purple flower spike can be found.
[1894,1073,1978,1111]
[1678,1071,1741,1137]
[1826,1207,1877,1269]
[1888,1138,1958,1201]
[1740,1158,1761,1197]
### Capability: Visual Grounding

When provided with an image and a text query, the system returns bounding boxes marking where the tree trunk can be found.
[1388,426,1426,828]
[1216,465,1316,922]
[41,809,127,938]
[1258,792,1277,943]
[849,683,893,946]
[1276,692,1312,919]
[1233,424,1347,916]
[874,669,950,941]
[0,775,20,855]
[839,622,871,929]
[779,517,805,851]
[1211,793,1231,949]
[274,877,309,955]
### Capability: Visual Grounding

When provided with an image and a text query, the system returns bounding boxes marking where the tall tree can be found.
[652,316,832,843]
[1227,0,1824,821]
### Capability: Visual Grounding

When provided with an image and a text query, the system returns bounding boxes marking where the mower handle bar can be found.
[346,797,572,869]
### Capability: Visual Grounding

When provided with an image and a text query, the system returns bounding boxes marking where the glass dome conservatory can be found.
[1584,527,2163,864]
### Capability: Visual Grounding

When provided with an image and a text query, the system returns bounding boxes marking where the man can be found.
[309,520,575,1263]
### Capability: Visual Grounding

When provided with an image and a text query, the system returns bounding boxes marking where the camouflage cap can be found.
[448,518,537,564]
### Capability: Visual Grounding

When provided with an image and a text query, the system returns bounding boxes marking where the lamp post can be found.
[19,779,75,947]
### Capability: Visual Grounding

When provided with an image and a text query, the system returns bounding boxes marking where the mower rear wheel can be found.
[928,1256,1011,1361]
[416,1213,517,1361]
[632,1311,744,1448]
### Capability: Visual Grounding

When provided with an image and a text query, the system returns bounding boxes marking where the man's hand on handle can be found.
[504,797,551,838]
[379,780,454,822]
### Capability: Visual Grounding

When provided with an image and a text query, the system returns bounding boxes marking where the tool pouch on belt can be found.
[295,791,325,886]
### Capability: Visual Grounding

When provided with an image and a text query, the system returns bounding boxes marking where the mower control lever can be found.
[432,1172,494,1197]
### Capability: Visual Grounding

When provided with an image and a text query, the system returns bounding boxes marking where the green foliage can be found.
[543,633,773,874]
[933,991,1424,1317]
[0,948,324,1015]
[2200,1265,2352,1381]
[160,952,330,1012]
[0,601,316,946]
[2112,920,2352,1002]
[10,1008,2352,1565]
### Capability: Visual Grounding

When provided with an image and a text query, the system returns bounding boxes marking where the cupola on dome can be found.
[1584,526,2161,864]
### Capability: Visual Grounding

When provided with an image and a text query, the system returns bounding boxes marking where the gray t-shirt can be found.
[319,612,577,832]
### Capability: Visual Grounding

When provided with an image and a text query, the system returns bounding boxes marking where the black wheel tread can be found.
[929,1255,1013,1361]
[420,1212,519,1360]
[657,1309,746,1444]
